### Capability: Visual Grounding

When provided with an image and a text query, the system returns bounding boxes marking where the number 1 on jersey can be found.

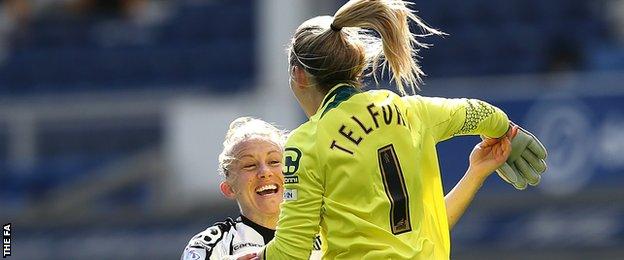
[378,144,412,235]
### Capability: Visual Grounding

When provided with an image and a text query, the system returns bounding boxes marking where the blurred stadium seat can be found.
[0,1,255,95]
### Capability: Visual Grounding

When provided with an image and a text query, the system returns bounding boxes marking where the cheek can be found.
[273,167,284,179]
[231,175,253,194]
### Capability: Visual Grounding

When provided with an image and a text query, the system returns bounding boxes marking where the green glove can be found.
[496,123,547,190]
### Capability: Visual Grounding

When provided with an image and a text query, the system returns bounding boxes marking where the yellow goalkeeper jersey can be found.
[265,84,509,259]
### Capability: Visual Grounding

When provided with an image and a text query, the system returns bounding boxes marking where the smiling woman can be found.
[181,117,322,260]
[218,118,286,226]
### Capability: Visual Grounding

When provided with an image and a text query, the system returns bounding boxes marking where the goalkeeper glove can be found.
[496,123,547,190]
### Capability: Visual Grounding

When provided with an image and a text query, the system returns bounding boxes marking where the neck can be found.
[301,86,327,118]
[241,211,278,229]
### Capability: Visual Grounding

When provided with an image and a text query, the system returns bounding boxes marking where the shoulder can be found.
[187,218,237,249]
[283,124,322,184]
[398,93,424,104]
[287,121,314,143]
[285,119,321,157]
[182,218,239,259]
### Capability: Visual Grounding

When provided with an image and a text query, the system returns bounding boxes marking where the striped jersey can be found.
[182,215,321,260]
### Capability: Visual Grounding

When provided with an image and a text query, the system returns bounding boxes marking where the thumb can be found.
[510,125,519,139]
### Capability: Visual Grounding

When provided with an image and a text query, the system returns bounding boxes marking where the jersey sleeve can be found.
[402,95,509,142]
[181,245,209,260]
[181,225,227,260]
[264,141,324,259]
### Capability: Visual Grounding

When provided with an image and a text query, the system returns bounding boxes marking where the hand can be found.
[468,125,518,181]
[237,253,258,260]
[496,123,548,190]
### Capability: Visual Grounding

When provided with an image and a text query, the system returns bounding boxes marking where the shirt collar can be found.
[316,83,357,115]
[240,215,275,244]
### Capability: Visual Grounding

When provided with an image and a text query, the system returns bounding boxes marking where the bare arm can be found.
[445,126,517,230]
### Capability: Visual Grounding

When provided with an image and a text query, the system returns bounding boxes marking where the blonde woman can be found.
[256,0,546,259]
[181,117,322,260]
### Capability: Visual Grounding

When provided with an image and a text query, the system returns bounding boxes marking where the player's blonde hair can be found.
[218,117,287,177]
[288,0,443,95]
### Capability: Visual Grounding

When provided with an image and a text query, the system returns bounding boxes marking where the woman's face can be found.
[224,138,285,219]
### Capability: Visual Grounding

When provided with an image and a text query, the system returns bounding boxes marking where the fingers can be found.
[514,157,540,186]
[501,137,512,158]
[518,126,547,159]
[528,138,547,159]
[237,253,258,260]
[483,136,511,161]
[496,163,515,183]
[494,137,509,159]
[509,163,528,190]
[481,137,500,147]
[496,163,527,190]
[521,150,547,173]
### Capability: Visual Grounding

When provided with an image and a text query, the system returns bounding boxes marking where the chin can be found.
[256,201,281,213]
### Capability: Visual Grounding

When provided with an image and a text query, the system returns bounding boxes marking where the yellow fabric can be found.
[266,85,509,259]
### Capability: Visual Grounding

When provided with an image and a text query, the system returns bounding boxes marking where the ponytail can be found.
[289,0,443,95]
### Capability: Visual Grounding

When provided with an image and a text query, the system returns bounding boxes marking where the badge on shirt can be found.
[283,147,302,184]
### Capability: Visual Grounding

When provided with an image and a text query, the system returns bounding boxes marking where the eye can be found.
[269,160,281,166]
[242,164,256,170]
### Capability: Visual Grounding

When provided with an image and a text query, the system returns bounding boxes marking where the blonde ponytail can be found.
[289,0,443,95]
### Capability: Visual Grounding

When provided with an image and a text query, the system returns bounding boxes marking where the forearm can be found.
[258,239,303,260]
[445,168,487,230]
[459,99,510,138]
[409,96,510,141]
[259,239,311,260]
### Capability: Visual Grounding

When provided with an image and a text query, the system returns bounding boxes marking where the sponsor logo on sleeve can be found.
[184,248,205,260]
[232,242,263,252]
[283,189,298,201]
[283,147,302,184]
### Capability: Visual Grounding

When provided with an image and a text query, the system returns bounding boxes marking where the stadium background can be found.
[0,0,623,259]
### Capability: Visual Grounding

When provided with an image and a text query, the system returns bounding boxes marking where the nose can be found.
[257,163,274,179]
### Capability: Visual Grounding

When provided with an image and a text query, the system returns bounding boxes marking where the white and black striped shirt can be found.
[182,215,321,260]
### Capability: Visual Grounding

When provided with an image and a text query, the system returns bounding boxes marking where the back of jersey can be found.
[271,84,508,259]
[313,87,447,259]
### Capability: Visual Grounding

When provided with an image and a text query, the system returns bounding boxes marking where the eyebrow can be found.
[237,155,254,160]
[267,150,282,156]
[235,150,282,160]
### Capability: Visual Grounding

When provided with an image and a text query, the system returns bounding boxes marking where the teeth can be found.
[256,184,277,192]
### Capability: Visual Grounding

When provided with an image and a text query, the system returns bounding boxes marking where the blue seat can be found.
[587,46,624,71]
[0,0,257,95]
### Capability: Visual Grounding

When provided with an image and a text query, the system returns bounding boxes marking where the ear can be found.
[220,181,236,200]
[292,65,310,90]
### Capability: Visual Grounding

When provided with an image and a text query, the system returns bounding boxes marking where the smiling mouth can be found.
[255,184,279,196]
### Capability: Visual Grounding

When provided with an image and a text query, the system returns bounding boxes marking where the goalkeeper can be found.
[254,0,548,259]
